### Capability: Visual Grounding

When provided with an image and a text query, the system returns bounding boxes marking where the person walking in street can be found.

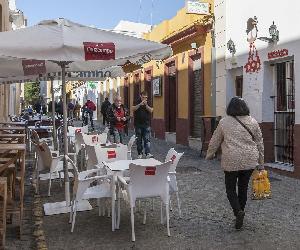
[107,95,130,143]
[68,101,75,121]
[56,98,63,119]
[74,101,81,120]
[132,91,153,159]
[205,97,264,230]
[101,97,111,126]
[83,99,96,130]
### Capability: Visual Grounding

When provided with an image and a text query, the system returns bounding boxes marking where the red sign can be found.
[75,129,81,133]
[83,42,115,61]
[107,150,116,159]
[92,136,98,143]
[22,59,46,76]
[268,49,288,60]
[145,167,156,176]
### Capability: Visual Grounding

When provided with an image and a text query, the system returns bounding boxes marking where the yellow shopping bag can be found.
[252,167,271,200]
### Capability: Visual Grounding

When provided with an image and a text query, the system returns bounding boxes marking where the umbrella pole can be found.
[50,77,58,151]
[61,62,70,206]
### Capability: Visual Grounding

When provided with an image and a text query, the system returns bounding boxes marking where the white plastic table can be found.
[103,158,162,231]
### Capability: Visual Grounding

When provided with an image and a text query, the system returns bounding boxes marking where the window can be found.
[235,76,243,97]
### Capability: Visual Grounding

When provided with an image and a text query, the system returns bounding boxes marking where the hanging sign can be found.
[22,59,46,76]
[186,0,210,15]
[83,42,115,61]
[268,49,288,60]
[152,77,162,96]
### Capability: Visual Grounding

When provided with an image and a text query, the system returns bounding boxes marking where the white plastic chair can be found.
[33,142,73,195]
[30,129,54,152]
[127,135,136,160]
[117,161,172,242]
[65,156,112,233]
[82,133,108,146]
[165,148,184,217]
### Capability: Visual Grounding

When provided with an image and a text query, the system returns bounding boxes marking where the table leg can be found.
[111,175,116,232]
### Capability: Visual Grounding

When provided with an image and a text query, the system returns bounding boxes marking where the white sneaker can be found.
[137,154,143,159]
[146,153,153,159]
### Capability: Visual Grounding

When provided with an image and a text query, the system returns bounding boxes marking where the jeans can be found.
[110,128,125,144]
[135,126,151,155]
[88,110,94,129]
[224,169,254,216]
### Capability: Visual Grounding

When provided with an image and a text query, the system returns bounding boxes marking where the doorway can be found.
[274,61,295,165]
[165,61,177,133]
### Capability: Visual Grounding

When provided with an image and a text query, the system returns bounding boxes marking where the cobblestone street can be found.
[34,125,300,250]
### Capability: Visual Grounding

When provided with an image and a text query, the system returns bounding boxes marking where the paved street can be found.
[31,124,300,250]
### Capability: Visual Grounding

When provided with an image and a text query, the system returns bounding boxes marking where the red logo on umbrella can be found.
[145,167,156,176]
[107,150,116,159]
[22,59,46,76]
[83,42,115,61]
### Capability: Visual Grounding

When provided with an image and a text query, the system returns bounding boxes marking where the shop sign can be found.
[152,77,162,96]
[22,59,46,76]
[268,49,288,60]
[186,0,210,15]
[83,42,115,61]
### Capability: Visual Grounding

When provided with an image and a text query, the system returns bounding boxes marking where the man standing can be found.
[101,97,111,126]
[107,96,130,143]
[132,91,153,158]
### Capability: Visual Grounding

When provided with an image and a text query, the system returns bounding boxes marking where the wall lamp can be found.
[258,21,279,43]
[227,38,237,65]
[156,60,163,69]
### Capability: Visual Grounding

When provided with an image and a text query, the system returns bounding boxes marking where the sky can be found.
[16,0,185,29]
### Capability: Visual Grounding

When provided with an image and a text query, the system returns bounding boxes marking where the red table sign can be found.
[171,155,176,163]
[107,150,116,159]
[145,167,156,176]
[84,42,115,61]
[92,136,98,143]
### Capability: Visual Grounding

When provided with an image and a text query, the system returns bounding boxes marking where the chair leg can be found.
[117,193,121,229]
[176,191,182,218]
[59,172,62,187]
[143,202,147,225]
[170,199,173,211]
[166,203,170,237]
[71,202,77,233]
[48,174,52,197]
[151,198,154,211]
[130,206,135,242]
[160,201,164,224]
[69,201,73,223]
[107,199,111,218]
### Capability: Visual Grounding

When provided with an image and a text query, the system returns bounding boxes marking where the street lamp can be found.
[227,38,236,55]
[269,21,279,42]
[258,21,279,43]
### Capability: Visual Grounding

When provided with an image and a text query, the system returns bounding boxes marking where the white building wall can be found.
[215,0,300,124]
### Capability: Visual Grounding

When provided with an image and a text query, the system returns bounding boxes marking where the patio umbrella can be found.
[0,18,172,214]
[0,65,125,151]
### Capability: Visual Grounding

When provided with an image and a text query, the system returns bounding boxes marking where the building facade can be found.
[0,0,26,119]
[214,0,300,178]
[119,3,214,148]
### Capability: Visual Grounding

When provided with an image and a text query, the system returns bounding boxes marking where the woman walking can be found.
[206,97,264,230]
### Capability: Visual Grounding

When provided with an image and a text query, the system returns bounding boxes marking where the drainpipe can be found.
[210,16,216,116]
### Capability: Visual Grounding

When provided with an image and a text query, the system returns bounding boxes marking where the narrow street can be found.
[32,124,300,250]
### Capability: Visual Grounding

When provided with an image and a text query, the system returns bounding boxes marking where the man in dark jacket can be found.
[83,99,96,130]
[106,96,130,143]
[101,97,111,125]
[132,91,153,158]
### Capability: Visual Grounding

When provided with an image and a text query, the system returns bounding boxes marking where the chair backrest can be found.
[85,145,99,170]
[127,135,136,151]
[82,133,108,146]
[68,125,88,137]
[95,143,128,164]
[128,161,172,204]
[165,148,184,173]
[65,155,80,198]
[74,131,85,154]
[31,129,40,144]
[34,142,52,171]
